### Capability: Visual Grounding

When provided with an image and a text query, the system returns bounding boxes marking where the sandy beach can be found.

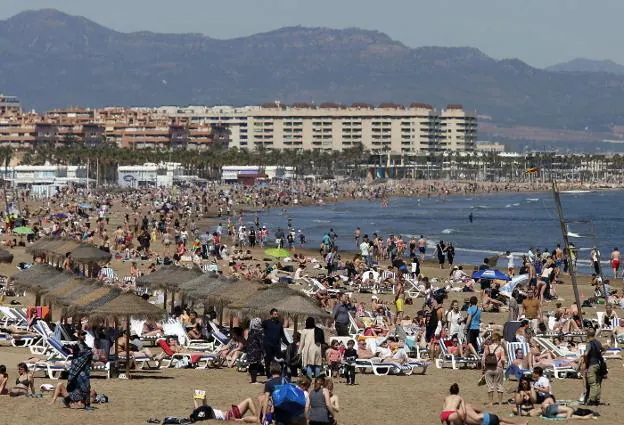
[0,185,621,424]
[1,249,621,424]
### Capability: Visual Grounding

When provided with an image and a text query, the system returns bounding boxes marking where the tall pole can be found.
[552,180,583,320]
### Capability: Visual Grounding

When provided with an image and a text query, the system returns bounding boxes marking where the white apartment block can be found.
[155,103,477,153]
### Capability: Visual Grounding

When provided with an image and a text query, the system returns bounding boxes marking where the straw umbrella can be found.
[11,265,72,305]
[0,248,13,263]
[231,284,330,331]
[69,244,113,277]
[90,293,167,377]
[136,266,203,313]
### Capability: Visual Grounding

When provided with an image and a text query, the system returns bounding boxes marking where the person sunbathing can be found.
[9,363,34,397]
[529,395,594,420]
[506,348,533,381]
[481,290,504,312]
[551,312,581,334]
[466,403,527,425]
[440,383,466,425]
[142,320,164,337]
[215,327,245,368]
[192,390,259,423]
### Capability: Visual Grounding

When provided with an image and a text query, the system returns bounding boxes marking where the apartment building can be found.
[0,95,21,116]
[164,103,477,153]
[0,98,476,152]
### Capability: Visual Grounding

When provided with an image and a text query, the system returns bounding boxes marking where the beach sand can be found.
[0,190,621,424]
[1,256,621,425]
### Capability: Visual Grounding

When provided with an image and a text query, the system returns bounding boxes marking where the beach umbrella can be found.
[70,244,112,264]
[471,269,511,281]
[0,248,13,263]
[499,274,529,298]
[13,226,34,235]
[89,293,167,377]
[136,265,203,312]
[230,284,329,330]
[53,213,68,220]
[264,247,291,258]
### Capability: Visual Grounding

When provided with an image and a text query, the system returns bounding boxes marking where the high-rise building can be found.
[163,103,477,153]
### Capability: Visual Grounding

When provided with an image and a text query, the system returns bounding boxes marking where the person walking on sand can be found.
[610,247,620,279]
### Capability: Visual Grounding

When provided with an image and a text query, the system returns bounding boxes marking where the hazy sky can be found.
[1,0,620,67]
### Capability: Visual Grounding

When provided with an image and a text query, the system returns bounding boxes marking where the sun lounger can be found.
[162,318,214,351]
[156,338,218,369]
[504,341,531,380]
[435,339,480,370]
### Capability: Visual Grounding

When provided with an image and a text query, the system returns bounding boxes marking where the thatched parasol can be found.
[11,265,75,303]
[26,239,82,267]
[0,248,14,263]
[136,266,203,313]
[70,244,112,264]
[89,293,167,376]
[136,266,203,290]
[230,284,329,330]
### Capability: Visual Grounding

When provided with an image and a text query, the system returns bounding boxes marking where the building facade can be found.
[163,103,477,153]
[0,98,477,152]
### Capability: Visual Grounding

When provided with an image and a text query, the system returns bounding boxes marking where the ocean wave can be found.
[441,228,456,234]
[567,232,583,238]
[312,219,331,223]
[526,198,539,202]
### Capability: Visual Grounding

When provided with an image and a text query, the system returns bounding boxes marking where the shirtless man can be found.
[465,403,527,425]
[418,235,427,262]
[440,383,466,425]
[610,247,620,279]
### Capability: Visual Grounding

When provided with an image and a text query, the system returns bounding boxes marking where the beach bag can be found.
[272,379,306,415]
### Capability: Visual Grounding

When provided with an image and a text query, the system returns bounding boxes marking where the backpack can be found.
[272,379,306,415]
[484,345,500,370]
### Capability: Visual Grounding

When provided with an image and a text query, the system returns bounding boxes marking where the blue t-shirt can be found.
[467,305,481,330]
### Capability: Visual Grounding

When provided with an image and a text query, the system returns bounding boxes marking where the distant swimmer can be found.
[469,212,473,223]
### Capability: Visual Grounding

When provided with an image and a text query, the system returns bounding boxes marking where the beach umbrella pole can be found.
[170,291,175,314]
[125,315,131,377]
[162,290,167,311]
[114,318,119,378]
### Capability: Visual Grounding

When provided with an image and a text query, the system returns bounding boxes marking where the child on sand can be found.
[440,383,466,425]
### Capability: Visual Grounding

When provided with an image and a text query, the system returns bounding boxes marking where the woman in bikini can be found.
[440,383,466,425]
[9,363,35,397]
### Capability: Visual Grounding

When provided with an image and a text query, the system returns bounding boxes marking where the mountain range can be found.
[547,58,624,75]
[2,9,624,132]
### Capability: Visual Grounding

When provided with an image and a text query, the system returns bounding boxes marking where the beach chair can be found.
[504,341,531,380]
[162,318,214,351]
[354,358,402,376]
[435,339,480,370]
[595,311,617,341]
[207,321,229,351]
[130,318,162,346]
[156,338,218,369]
[533,337,581,360]
[347,312,365,337]
[405,279,425,299]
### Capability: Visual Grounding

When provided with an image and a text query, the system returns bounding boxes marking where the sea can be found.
[245,190,622,275]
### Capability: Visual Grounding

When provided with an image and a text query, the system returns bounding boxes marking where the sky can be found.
[1,0,621,68]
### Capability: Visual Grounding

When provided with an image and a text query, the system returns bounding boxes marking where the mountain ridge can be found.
[2,9,624,132]
[547,58,624,75]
